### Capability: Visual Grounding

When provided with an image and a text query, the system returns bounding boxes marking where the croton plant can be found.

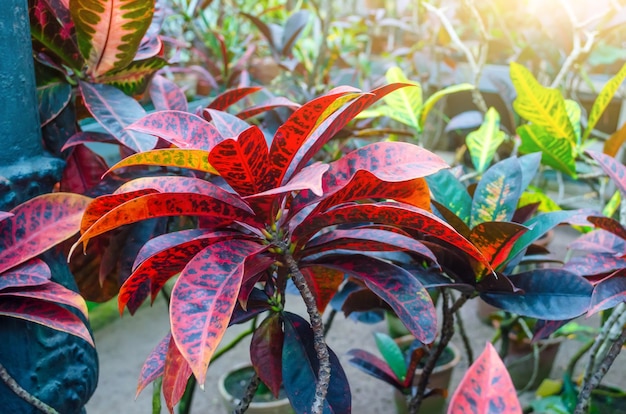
[69,82,492,413]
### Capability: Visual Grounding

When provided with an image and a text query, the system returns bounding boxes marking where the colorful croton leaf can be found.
[0,193,93,346]
[73,83,497,412]
[448,342,522,414]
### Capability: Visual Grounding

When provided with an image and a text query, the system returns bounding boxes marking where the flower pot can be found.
[504,337,561,390]
[218,363,294,414]
[393,337,461,414]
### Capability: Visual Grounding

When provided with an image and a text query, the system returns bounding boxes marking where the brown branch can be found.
[0,362,60,414]
[284,250,330,414]
[233,372,260,414]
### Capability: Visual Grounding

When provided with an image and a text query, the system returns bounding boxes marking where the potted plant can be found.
[348,332,461,414]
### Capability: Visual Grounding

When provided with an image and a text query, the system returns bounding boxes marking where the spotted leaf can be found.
[293,202,491,269]
[587,216,626,240]
[75,193,253,250]
[569,229,626,255]
[0,281,88,317]
[0,193,91,274]
[149,74,188,112]
[207,86,262,110]
[136,333,170,397]
[309,255,436,343]
[108,149,218,175]
[71,0,153,78]
[0,259,50,291]
[448,342,521,414]
[303,228,438,267]
[127,110,224,151]
[0,297,93,346]
[263,89,361,188]
[170,239,265,383]
[470,157,522,228]
[208,126,270,196]
[286,83,412,182]
[30,0,81,70]
[203,109,251,139]
[80,82,158,152]
[80,189,158,233]
[511,62,576,142]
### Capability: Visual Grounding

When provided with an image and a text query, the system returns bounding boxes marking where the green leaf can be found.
[426,170,472,225]
[418,83,474,130]
[466,107,506,173]
[564,99,581,145]
[584,63,626,141]
[517,124,577,178]
[374,332,406,382]
[510,62,576,143]
[98,57,167,95]
[520,189,561,213]
[381,66,422,132]
[71,0,154,78]
[470,157,523,228]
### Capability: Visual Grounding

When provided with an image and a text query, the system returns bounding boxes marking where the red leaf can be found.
[80,82,158,152]
[249,162,329,199]
[238,254,274,309]
[448,342,521,414]
[250,313,284,398]
[587,150,626,194]
[469,222,528,271]
[308,255,437,344]
[114,176,253,214]
[163,337,193,412]
[207,86,262,111]
[170,239,265,383]
[303,228,438,266]
[0,193,91,274]
[285,83,414,182]
[203,108,251,139]
[301,265,344,313]
[293,202,491,269]
[588,216,626,240]
[0,259,51,291]
[325,141,448,189]
[0,297,93,346]
[136,333,170,397]
[236,97,300,119]
[61,131,117,151]
[127,110,224,151]
[569,229,626,255]
[316,170,431,214]
[0,281,88,317]
[263,90,362,188]
[75,192,254,251]
[60,145,110,194]
[119,231,249,314]
[150,74,188,112]
[208,126,271,196]
[80,189,158,234]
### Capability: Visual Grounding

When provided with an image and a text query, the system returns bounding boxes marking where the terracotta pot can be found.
[218,363,294,414]
[393,337,461,414]
[504,337,561,390]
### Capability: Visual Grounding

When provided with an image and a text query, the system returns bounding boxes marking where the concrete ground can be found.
[85,226,626,413]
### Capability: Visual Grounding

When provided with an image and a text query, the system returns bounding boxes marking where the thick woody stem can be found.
[284,251,330,414]
[0,362,60,414]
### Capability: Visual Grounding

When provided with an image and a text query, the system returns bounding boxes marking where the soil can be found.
[85,226,626,413]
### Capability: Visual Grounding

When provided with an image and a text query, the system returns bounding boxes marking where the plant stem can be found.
[408,291,469,413]
[566,338,595,380]
[0,362,60,414]
[284,251,330,414]
[455,307,473,365]
[153,377,163,414]
[233,372,260,414]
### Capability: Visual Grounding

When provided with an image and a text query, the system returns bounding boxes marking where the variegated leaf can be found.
[587,150,626,195]
[98,57,166,95]
[584,63,626,141]
[170,239,265,383]
[466,107,506,173]
[565,99,581,144]
[0,259,50,291]
[71,0,154,78]
[0,193,91,274]
[517,124,577,177]
[380,66,422,131]
[511,62,576,142]
[108,149,218,175]
[149,74,188,112]
[163,337,193,411]
[30,0,81,70]
[419,83,474,129]
[136,333,170,397]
